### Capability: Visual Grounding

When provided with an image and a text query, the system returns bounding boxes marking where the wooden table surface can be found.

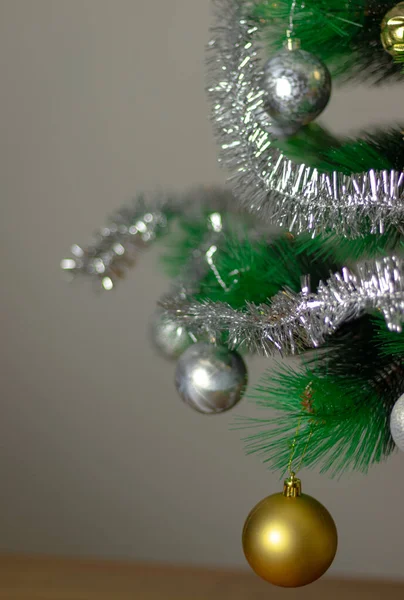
[0,555,403,600]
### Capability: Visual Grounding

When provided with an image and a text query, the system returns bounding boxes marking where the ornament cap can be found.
[285,30,301,51]
[283,472,302,498]
[381,2,404,56]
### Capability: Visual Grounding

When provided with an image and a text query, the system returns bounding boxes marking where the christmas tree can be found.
[62,0,404,589]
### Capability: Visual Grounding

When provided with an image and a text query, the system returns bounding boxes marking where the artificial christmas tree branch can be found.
[252,0,404,80]
[238,315,404,476]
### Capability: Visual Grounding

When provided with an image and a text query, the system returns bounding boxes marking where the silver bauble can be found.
[175,342,248,414]
[151,312,193,360]
[390,394,404,451]
[262,48,331,133]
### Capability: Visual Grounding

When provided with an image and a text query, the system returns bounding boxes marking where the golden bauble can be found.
[381,2,404,57]
[242,476,338,588]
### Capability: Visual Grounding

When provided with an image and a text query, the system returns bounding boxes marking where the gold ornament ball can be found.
[242,476,338,588]
[381,2,404,57]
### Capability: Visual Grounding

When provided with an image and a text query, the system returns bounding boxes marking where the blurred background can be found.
[0,0,403,583]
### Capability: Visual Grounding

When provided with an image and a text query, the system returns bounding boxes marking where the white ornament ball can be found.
[390,394,404,451]
[175,342,248,414]
[151,312,193,360]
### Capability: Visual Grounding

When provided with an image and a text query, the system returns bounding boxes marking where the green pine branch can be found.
[275,124,404,175]
[193,234,341,309]
[238,317,403,476]
[251,0,404,81]
[162,227,404,309]
[161,218,210,278]
[373,315,404,357]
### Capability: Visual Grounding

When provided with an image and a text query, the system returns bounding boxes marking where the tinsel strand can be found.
[161,256,404,355]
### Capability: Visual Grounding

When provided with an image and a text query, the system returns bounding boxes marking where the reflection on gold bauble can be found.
[242,474,338,588]
[381,3,404,57]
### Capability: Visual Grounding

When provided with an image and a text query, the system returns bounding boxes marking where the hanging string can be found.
[286,0,305,50]
[287,384,315,476]
[288,428,313,477]
[289,0,298,34]
[286,0,298,48]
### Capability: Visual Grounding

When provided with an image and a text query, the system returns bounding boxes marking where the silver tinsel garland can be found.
[207,0,404,237]
[60,187,237,290]
[161,256,404,356]
[61,192,173,290]
[61,187,404,358]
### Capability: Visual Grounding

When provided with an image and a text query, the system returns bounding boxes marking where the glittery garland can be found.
[207,0,404,237]
[60,187,239,290]
[161,256,404,356]
[61,193,174,290]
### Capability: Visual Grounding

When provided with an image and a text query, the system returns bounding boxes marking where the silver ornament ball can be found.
[151,312,193,360]
[175,342,248,414]
[390,394,404,451]
[262,47,331,133]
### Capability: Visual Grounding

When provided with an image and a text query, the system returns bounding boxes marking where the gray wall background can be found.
[1,0,403,581]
